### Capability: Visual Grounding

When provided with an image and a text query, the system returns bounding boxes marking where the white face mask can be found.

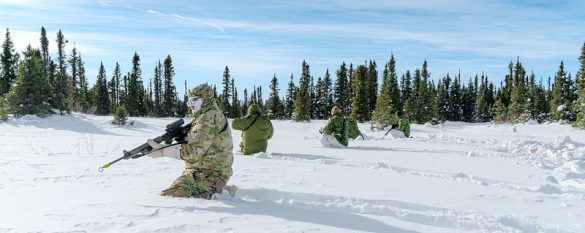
[187,97,203,113]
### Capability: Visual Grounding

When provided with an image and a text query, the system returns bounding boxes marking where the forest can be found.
[1,27,585,129]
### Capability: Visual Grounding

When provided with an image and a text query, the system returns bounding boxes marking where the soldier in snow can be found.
[146,83,233,198]
[389,110,411,138]
[231,104,274,155]
[320,106,349,148]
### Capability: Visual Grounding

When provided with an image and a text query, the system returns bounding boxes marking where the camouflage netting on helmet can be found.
[189,83,213,98]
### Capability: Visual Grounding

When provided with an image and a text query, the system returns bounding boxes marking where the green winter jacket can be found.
[323,113,349,146]
[395,116,411,137]
[347,117,362,140]
[232,104,274,155]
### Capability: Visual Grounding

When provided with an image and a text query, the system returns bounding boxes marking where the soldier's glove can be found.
[391,123,398,129]
[319,127,323,134]
[146,139,181,160]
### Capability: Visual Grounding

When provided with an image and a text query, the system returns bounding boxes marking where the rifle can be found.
[381,124,397,139]
[99,119,192,172]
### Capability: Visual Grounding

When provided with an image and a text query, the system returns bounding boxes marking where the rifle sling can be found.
[243,113,261,131]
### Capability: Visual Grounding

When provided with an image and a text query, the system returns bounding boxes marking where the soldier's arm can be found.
[180,114,219,163]
[231,116,252,130]
[268,121,274,139]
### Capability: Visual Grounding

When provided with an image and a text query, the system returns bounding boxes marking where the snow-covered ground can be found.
[1,113,585,233]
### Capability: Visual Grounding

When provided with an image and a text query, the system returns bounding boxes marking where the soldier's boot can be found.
[224,185,238,198]
[160,188,191,198]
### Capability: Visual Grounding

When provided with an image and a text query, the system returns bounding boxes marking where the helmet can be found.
[188,83,213,99]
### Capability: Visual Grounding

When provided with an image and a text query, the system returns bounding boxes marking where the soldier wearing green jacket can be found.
[321,106,349,147]
[232,104,274,155]
[146,83,233,198]
[391,110,411,138]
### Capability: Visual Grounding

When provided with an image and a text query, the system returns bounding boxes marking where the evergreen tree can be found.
[6,46,52,117]
[365,60,378,120]
[242,88,249,116]
[387,55,401,112]
[231,78,241,118]
[78,55,90,112]
[0,98,6,122]
[68,46,79,109]
[285,75,296,119]
[220,66,231,116]
[350,65,369,122]
[292,61,311,121]
[1,28,19,96]
[265,74,283,119]
[418,60,433,123]
[323,69,333,117]
[493,95,507,124]
[152,60,163,116]
[448,73,462,121]
[256,85,264,110]
[348,63,354,112]
[574,42,585,128]
[127,52,143,116]
[40,27,51,80]
[508,58,530,123]
[108,62,121,113]
[550,61,572,122]
[401,70,414,117]
[163,55,175,116]
[309,76,316,119]
[112,105,128,125]
[474,74,492,122]
[371,56,398,129]
[437,74,451,121]
[334,62,350,114]
[462,77,477,122]
[54,30,70,113]
[410,69,422,123]
[94,63,110,115]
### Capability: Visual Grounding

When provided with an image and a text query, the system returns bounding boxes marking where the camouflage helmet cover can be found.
[189,83,213,99]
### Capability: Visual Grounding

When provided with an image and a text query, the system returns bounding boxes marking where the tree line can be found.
[0,27,186,121]
[1,27,585,129]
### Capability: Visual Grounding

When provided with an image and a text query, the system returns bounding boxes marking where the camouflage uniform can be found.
[162,84,234,198]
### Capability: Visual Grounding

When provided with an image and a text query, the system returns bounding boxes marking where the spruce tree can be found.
[401,70,414,118]
[40,27,50,79]
[448,72,462,122]
[256,85,263,110]
[152,60,163,116]
[437,74,451,121]
[493,95,507,124]
[266,74,282,119]
[574,42,585,128]
[350,65,369,122]
[163,55,175,116]
[371,58,397,129]
[242,88,249,115]
[387,55,401,113]
[292,61,311,121]
[231,78,241,118]
[365,60,378,120]
[508,58,530,123]
[410,69,422,123]
[78,55,90,112]
[127,52,142,116]
[474,75,492,122]
[6,46,52,117]
[94,63,110,115]
[68,46,79,109]
[285,75,296,119]
[309,76,315,119]
[1,28,19,96]
[550,61,571,122]
[314,77,325,119]
[323,69,333,117]
[334,62,350,114]
[418,60,433,123]
[54,30,70,113]
[220,66,231,116]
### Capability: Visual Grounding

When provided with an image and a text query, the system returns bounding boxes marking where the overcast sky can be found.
[1,0,584,95]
